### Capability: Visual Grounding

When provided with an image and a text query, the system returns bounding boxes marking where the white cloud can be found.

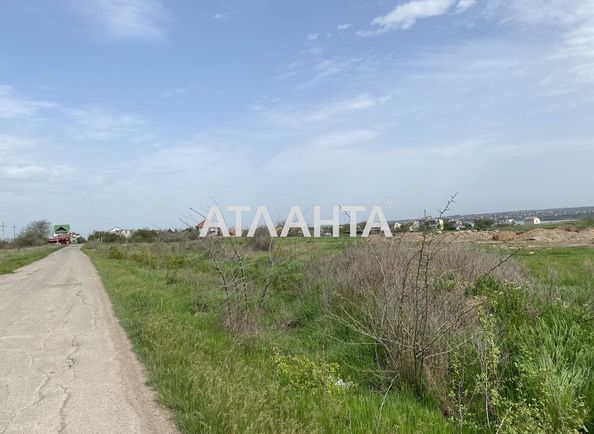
[68,107,145,140]
[486,0,594,92]
[296,55,371,88]
[72,0,171,41]
[310,129,380,149]
[0,135,39,179]
[486,0,593,27]
[0,134,73,184]
[0,164,46,180]
[311,56,364,80]
[337,24,352,31]
[302,47,325,56]
[213,11,234,21]
[359,0,457,36]
[161,87,192,98]
[0,85,56,120]
[0,135,36,155]
[307,33,320,41]
[256,94,390,127]
[456,0,476,12]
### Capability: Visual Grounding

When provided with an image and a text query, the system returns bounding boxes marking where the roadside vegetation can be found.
[0,220,64,274]
[84,236,593,433]
[0,245,62,274]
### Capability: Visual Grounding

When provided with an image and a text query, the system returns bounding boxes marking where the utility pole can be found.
[12,224,16,240]
[1,222,5,241]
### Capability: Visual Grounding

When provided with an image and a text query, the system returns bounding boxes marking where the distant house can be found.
[110,226,133,238]
[447,219,464,231]
[524,216,541,225]
[421,217,444,231]
[196,220,220,236]
[497,219,517,226]
[53,224,70,237]
[463,221,475,230]
[409,221,420,232]
[393,222,402,231]
[49,224,79,245]
[320,225,334,236]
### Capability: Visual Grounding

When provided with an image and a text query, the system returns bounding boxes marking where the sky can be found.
[1,0,593,235]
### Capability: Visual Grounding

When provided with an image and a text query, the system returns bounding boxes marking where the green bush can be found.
[13,220,51,247]
[129,249,158,268]
[105,245,124,260]
[129,229,158,243]
[88,231,126,243]
[273,351,353,396]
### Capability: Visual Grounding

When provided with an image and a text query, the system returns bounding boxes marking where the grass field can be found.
[0,245,61,275]
[84,239,594,433]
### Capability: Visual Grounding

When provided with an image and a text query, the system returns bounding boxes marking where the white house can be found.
[110,226,133,238]
[497,219,517,226]
[523,216,541,225]
[195,220,220,236]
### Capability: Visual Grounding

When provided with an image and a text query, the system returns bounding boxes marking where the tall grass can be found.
[0,245,61,274]
[84,241,594,433]
[86,240,456,433]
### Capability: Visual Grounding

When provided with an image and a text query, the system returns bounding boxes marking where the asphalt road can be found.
[0,246,177,433]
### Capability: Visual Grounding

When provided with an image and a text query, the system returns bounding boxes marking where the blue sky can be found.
[1,0,593,235]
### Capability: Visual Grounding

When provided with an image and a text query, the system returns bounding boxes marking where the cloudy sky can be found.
[1,0,593,235]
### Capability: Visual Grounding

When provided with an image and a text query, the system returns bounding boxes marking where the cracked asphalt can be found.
[0,246,177,434]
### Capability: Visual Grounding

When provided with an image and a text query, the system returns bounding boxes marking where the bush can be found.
[318,241,522,395]
[129,229,158,243]
[246,226,273,251]
[273,350,353,396]
[105,245,124,260]
[129,248,158,267]
[474,218,495,231]
[88,231,126,243]
[13,220,51,247]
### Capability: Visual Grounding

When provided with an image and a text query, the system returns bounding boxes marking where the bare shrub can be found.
[246,226,274,251]
[197,234,307,334]
[315,237,524,402]
[196,237,260,334]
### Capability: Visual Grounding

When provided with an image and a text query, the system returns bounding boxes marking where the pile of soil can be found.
[517,228,594,243]
[492,231,518,241]
[396,227,594,245]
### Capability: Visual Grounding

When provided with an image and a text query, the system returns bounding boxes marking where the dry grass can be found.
[315,238,525,400]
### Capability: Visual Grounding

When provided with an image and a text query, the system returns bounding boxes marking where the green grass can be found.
[517,246,594,304]
[510,247,594,431]
[0,245,61,274]
[85,242,457,433]
[84,241,594,433]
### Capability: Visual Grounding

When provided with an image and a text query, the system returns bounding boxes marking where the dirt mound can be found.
[517,228,594,243]
[568,227,594,242]
[397,227,594,244]
[492,231,518,241]
[517,228,564,242]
